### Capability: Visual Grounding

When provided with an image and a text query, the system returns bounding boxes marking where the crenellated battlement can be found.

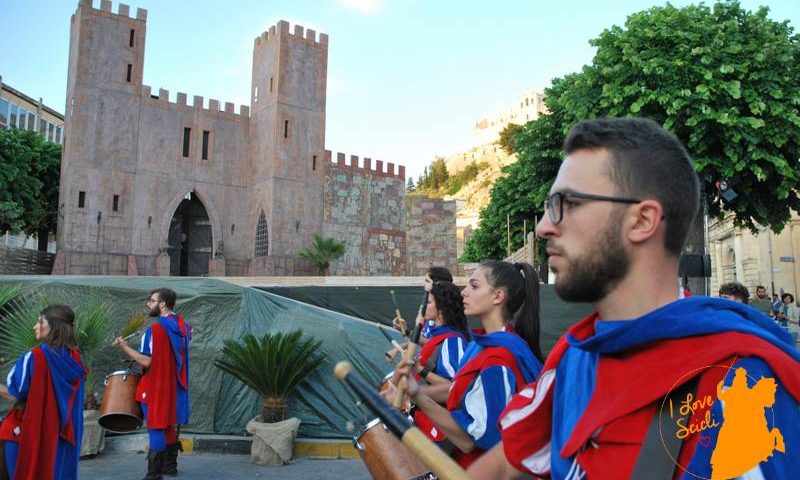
[253,20,329,49]
[79,0,147,22]
[325,150,405,181]
[140,85,250,119]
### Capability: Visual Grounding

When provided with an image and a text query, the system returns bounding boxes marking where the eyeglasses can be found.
[544,191,642,225]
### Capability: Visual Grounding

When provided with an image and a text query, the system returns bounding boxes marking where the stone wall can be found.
[323,151,406,275]
[405,195,457,276]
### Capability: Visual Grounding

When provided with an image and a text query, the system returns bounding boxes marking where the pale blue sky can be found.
[2,0,798,179]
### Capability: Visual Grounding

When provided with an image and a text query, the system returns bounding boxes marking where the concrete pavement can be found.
[79,450,371,479]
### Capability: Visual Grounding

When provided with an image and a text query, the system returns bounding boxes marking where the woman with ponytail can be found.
[0,305,87,480]
[391,260,543,468]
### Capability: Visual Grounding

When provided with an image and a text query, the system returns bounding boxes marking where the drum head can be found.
[98,413,142,433]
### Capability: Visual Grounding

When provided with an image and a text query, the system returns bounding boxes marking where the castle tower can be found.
[247,21,328,273]
[57,0,148,274]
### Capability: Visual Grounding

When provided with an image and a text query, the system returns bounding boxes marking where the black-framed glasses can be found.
[544,191,642,225]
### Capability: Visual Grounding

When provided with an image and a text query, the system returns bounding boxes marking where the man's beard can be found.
[554,212,630,303]
[148,306,161,317]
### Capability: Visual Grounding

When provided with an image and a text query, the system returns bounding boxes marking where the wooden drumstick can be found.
[335,361,473,480]
[389,290,408,337]
[393,280,432,409]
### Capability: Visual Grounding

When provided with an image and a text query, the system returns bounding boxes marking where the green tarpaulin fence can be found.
[0,276,591,438]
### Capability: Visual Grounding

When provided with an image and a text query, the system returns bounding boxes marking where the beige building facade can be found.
[55,0,455,277]
[709,214,800,299]
[472,89,546,147]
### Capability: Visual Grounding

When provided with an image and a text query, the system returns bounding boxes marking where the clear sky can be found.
[2,0,798,179]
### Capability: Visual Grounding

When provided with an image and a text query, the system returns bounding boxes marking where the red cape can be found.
[136,322,178,429]
[414,331,460,442]
[5,346,83,480]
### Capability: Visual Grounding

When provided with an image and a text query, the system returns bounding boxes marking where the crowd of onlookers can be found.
[718,282,799,342]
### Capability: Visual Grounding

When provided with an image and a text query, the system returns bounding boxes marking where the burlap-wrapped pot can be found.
[245,416,301,465]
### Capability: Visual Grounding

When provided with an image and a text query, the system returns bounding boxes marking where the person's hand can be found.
[392,315,407,335]
[112,336,126,349]
[379,378,397,404]
[394,359,419,398]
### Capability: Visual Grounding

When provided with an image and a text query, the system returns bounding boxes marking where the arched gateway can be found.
[167,192,212,276]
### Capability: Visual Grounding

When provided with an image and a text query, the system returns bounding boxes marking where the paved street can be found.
[79,450,371,480]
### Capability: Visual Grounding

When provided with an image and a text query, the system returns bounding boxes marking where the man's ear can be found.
[627,199,663,244]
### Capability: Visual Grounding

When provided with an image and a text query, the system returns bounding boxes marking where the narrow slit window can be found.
[254,86,259,103]
[78,191,86,208]
[113,195,120,212]
[129,29,135,47]
[312,155,317,171]
[202,130,210,160]
[284,120,289,138]
[126,64,132,82]
[182,127,191,157]
[270,77,273,93]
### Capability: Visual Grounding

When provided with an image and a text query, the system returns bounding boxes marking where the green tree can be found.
[463,1,800,263]
[297,234,346,275]
[496,123,524,155]
[0,128,62,251]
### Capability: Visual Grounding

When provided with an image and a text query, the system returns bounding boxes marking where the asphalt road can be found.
[79,450,372,480]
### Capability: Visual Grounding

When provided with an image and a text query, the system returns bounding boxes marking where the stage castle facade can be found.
[55,0,456,277]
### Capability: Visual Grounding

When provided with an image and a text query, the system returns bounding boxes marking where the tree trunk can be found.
[37,228,49,252]
[262,397,287,423]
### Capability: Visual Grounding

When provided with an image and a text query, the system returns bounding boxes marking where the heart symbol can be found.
[699,434,711,448]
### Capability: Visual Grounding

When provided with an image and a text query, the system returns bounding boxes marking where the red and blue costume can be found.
[446,329,541,468]
[1,344,86,480]
[500,296,800,479]
[414,325,467,442]
[137,313,190,450]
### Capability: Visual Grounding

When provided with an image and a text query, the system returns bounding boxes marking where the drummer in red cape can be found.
[468,118,800,480]
[0,304,87,480]
[390,260,544,468]
[390,280,472,442]
[114,288,191,480]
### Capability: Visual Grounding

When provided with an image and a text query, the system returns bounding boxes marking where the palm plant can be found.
[0,287,110,409]
[297,234,345,275]
[214,330,327,423]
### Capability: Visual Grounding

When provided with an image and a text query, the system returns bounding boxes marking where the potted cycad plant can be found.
[214,330,327,465]
[0,289,110,456]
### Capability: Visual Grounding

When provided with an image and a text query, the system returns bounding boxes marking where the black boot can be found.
[162,443,180,477]
[142,450,163,480]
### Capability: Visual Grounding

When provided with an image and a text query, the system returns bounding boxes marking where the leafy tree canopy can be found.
[0,128,62,249]
[462,1,800,262]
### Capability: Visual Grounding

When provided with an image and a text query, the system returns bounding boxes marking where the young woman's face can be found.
[784,296,794,305]
[34,315,52,341]
[425,295,442,325]
[461,267,498,317]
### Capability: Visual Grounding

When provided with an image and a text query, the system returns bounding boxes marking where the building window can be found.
[270,77,273,93]
[0,98,8,127]
[129,29,135,47]
[55,126,62,144]
[202,130,210,160]
[182,127,191,157]
[39,119,46,134]
[255,210,269,257]
[9,104,18,127]
[126,64,132,82]
[78,191,86,208]
[17,107,27,129]
[312,155,317,171]
[47,123,55,142]
[284,120,289,139]
[112,195,120,212]
[27,112,35,131]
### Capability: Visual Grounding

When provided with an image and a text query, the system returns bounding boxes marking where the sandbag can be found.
[245,416,301,465]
